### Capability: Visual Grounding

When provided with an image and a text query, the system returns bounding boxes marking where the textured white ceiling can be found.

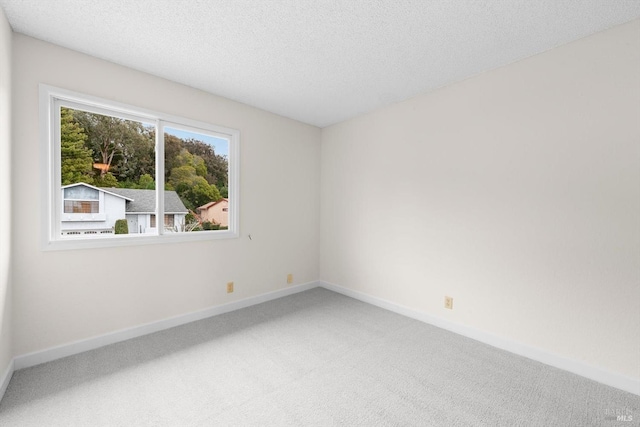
[1,1,639,127]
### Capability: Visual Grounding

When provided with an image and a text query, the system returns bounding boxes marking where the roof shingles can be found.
[101,188,188,214]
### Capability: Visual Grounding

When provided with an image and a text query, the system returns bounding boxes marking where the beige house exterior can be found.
[197,198,229,227]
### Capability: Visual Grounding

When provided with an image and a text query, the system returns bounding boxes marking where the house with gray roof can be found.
[60,183,188,236]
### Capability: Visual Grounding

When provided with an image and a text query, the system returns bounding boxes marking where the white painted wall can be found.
[5,13,638,393]
[11,34,321,356]
[0,6,12,382]
[320,19,640,380]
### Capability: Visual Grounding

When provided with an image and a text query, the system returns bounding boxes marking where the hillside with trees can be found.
[60,107,228,212]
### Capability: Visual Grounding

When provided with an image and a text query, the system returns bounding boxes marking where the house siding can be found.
[199,199,228,227]
[60,192,125,234]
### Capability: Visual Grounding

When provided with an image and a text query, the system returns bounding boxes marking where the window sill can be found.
[42,229,239,251]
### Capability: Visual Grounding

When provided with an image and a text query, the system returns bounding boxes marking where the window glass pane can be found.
[46,87,238,248]
[64,186,99,200]
[164,127,229,232]
[59,106,156,237]
[64,200,99,213]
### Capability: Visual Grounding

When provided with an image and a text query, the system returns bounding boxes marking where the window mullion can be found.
[156,120,165,236]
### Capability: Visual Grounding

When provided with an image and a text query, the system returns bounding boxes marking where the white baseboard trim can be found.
[0,358,14,403]
[13,281,319,371]
[7,279,638,398]
[319,280,640,396]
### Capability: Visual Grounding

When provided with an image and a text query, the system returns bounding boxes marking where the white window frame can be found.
[40,84,240,251]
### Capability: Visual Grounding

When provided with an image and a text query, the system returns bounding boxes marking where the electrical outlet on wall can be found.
[444,296,453,310]
[287,273,293,284]
[227,282,234,293]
